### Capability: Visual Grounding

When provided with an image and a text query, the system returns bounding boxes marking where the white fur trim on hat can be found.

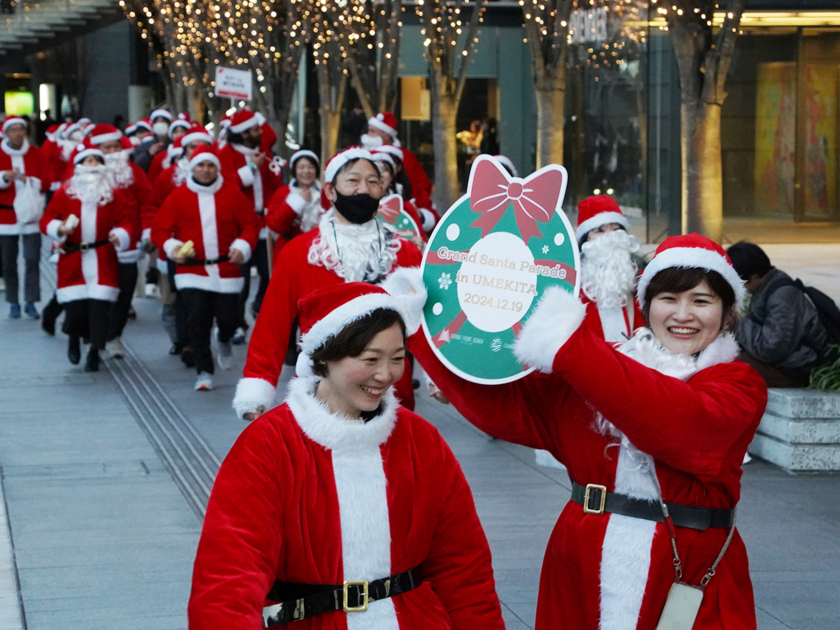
[89,130,123,145]
[376,144,404,162]
[575,211,630,243]
[2,117,26,133]
[300,293,410,357]
[512,286,587,373]
[229,112,260,134]
[380,267,428,336]
[368,114,398,139]
[290,149,319,169]
[150,109,172,121]
[371,152,395,170]
[637,247,746,312]
[73,147,105,165]
[324,148,375,183]
[189,151,221,170]
[233,377,277,420]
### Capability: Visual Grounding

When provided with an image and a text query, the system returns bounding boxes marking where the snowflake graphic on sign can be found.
[420,155,580,384]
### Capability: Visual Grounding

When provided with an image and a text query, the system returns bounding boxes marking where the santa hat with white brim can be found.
[150,109,173,122]
[73,142,105,165]
[180,125,213,148]
[289,149,319,171]
[188,145,221,170]
[575,195,630,243]
[229,110,260,135]
[324,147,375,183]
[637,233,746,312]
[376,144,404,163]
[88,124,123,146]
[2,117,26,134]
[368,112,399,139]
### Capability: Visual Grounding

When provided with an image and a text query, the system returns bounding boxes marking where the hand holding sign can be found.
[420,155,580,384]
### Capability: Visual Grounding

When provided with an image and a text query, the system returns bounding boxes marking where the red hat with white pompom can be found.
[72,139,105,165]
[188,145,221,169]
[637,233,746,311]
[180,124,213,148]
[575,195,630,243]
[88,124,123,146]
[367,112,398,139]
[295,283,409,377]
[229,109,260,134]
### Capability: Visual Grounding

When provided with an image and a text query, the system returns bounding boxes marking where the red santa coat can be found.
[141,160,189,273]
[234,227,422,418]
[40,137,63,189]
[218,143,283,236]
[400,147,433,216]
[403,280,767,630]
[114,161,152,264]
[265,181,324,264]
[189,378,505,630]
[0,140,47,235]
[152,175,261,294]
[40,185,134,303]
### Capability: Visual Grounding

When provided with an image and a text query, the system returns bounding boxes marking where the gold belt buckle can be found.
[342,580,369,613]
[79,242,90,252]
[583,483,607,515]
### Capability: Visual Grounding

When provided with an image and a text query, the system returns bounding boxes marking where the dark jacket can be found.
[736,267,828,374]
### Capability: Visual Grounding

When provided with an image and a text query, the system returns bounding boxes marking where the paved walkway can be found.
[0,240,838,629]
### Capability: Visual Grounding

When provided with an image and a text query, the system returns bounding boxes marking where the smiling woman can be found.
[189,282,506,630]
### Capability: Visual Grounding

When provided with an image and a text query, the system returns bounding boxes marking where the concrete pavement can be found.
[0,240,838,629]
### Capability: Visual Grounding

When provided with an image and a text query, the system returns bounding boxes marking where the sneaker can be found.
[105,338,126,359]
[9,303,21,319]
[144,283,160,299]
[231,327,247,345]
[24,303,39,320]
[194,372,214,391]
[217,338,233,371]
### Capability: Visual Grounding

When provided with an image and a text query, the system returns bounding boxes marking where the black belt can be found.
[62,239,110,253]
[179,255,230,266]
[263,568,419,626]
[570,481,735,531]
[0,203,14,210]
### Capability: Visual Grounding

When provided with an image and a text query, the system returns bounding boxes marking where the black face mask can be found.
[333,191,380,224]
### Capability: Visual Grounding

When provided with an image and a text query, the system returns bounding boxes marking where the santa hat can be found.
[72,140,105,165]
[150,108,172,122]
[575,195,630,243]
[88,124,123,146]
[2,117,26,134]
[494,155,518,178]
[135,118,153,133]
[376,144,403,163]
[371,151,395,171]
[324,147,375,183]
[229,110,260,134]
[368,112,398,139]
[180,124,213,148]
[295,282,410,377]
[77,117,91,126]
[119,136,133,151]
[61,122,83,140]
[289,149,319,171]
[45,124,61,140]
[81,123,96,138]
[188,145,221,170]
[167,137,184,160]
[168,114,192,137]
[637,233,746,311]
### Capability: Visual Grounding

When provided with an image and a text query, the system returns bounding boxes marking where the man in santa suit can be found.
[361,112,437,232]
[142,124,213,358]
[233,148,422,420]
[218,110,283,334]
[0,116,47,320]
[153,145,261,392]
[40,144,135,371]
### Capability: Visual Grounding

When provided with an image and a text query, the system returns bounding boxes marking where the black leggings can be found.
[108,262,139,341]
[180,289,239,375]
[238,238,269,325]
[63,299,111,350]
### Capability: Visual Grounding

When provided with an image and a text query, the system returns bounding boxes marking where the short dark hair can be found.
[310,308,406,377]
[726,241,771,281]
[293,156,319,179]
[641,267,738,331]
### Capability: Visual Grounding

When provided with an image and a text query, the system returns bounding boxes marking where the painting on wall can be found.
[803,64,838,218]
[754,62,796,215]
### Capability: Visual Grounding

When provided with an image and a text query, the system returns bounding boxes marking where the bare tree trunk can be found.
[681,102,722,240]
[317,61,346,164]
[534,71,566,168]
[430,76,460,209]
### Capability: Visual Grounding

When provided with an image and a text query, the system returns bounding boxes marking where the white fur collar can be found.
[286,376,398,452]
[618,328,739,380]
[186,174,224,195]
[232,143,259,157]
[1,138,29,157]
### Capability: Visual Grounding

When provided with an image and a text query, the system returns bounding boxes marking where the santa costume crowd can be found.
[1,107,769,629]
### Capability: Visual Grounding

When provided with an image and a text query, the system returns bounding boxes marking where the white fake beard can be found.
[67,165,114,206]
[307,210,400,283]
[60,139,77,162]
[580,229,640,308]
[104,151,135,188]
[360,134,384,151]
[173,158,190,186]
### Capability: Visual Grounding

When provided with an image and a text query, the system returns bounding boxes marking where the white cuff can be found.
[110,227,131,252]
[286,191,307,214]
[418,207,436,233]
[0,174,12,190]
[163,238,184,259]
[141,227,151,241]
[233,377,277,420]
[45,219,65,241]
[50,181,61,192]
[230,238,252,263]
[380,267,427,336]
[237,164,255,187]
[512,286,587,373]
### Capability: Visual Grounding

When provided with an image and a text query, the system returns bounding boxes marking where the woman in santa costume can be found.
[384,233,768,630]
[233,148,421,421]
[264,149,323,265]
[189,282,505,630]
[40,145,134,371]
[152,145,261,391]
[0,116,47,320]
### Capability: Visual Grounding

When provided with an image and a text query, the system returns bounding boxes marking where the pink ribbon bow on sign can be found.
[469,158,564,244]
[378,194,403,223]
[268,156,287,176]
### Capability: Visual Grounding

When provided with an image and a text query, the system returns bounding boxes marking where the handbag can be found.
[13,178,45,225]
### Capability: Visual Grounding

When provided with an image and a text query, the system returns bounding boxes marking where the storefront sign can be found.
[378,194,422,240]
[421,155,579,384]
[215,67,253,101]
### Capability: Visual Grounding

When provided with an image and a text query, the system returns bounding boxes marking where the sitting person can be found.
[189,282,505,630]
[727,241,829,387]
